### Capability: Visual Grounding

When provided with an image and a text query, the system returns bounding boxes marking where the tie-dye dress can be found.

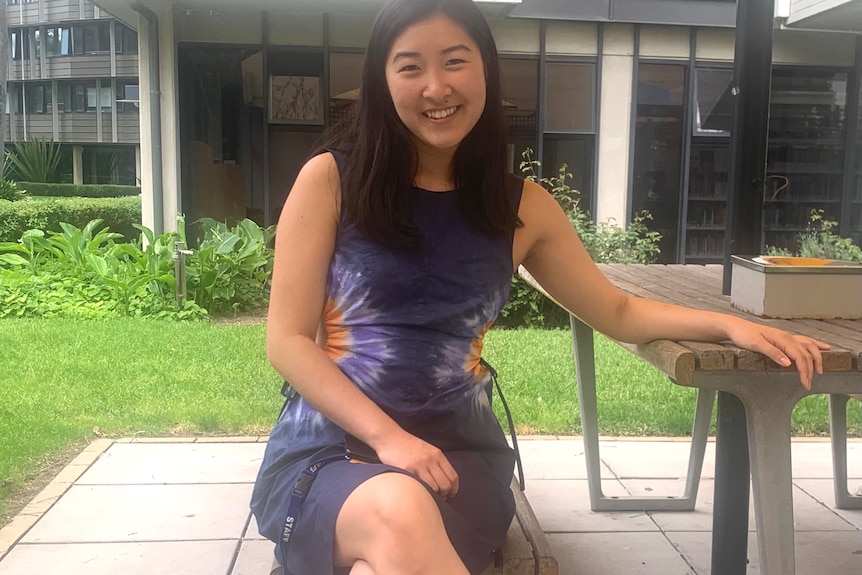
[251,164,523,575]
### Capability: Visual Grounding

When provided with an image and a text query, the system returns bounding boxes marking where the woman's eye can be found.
[399,64,420,73]
[447,59,466,66]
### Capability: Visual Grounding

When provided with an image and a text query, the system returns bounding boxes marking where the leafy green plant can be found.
[767,209,862,262]
[497,149,662,328]
[4,139,64,183]
[186,217,277,314]
[0,179,22,201]
[0,216,276,320]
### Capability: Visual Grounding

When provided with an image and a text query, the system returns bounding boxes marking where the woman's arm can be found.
[517,180,829,388]
[266,153,459,496]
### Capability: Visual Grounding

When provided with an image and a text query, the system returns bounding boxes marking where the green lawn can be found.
[1,318,859,523]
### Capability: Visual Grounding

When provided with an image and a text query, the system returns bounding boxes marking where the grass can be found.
[1,319,859,523]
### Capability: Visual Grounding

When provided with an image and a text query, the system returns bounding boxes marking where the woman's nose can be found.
[423,68,453,101]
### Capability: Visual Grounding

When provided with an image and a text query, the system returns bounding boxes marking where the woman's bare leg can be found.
[349,559,374,574]
[334,473,469,574]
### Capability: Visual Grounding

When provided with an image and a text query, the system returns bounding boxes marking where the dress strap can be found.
[480,358,525,491]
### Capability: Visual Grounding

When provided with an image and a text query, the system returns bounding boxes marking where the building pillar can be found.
[72,145,84,185]
[135,145,142,187]
[155,0,180,232]
[595,24,635,227]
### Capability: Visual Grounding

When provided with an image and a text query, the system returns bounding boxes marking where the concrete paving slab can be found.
[623,478,857,532]
[794,478,862,530]
[0,541,238,575]
[21,484,253,543]
[791,441,862,479]
[526,479,659,532]
[244,513,267,540]
[232,539,276,575]
[666,530,862,575]
[597,441,716,479]
[548,532,695,575]
[517,439,615,479]
[77,442,266,485]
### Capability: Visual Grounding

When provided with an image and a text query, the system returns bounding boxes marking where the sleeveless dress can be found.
[251,159,523,575]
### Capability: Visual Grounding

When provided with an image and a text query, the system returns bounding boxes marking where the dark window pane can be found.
[501,58,538,172]
[695,68,733,134]
[542,135,595,218]
[545,62,594,132]
[632,62,687,263]
[73,26,83,55]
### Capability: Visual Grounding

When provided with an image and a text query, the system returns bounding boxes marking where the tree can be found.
[0,7,8,178]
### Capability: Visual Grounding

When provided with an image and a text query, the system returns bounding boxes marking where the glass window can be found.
[45,27,71,57]
[545,62,594,132]
[72,26,83,55]
[82,23,110,53]
[501,57,538,173]
[25,84,51,114]
[329,52,365,125]
[632,62,687,263]
[116,82,139,113]
[10,31,20,60]
[695,68,733,134]
[542,135,595,218]
[766,67,848,251]
[115,24,138,54]
[86,82,113,111]
[73,84,87,112]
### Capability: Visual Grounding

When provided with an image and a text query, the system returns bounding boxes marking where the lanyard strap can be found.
[278,453,348,564]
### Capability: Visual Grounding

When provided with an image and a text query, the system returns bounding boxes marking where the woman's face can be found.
[385,12,487,159]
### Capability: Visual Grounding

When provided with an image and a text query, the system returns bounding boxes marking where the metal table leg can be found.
[711,391,750,575]
[570,315,713,512]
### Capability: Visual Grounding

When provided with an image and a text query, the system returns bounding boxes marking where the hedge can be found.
[17,182,141,198]
[0,196,142,242]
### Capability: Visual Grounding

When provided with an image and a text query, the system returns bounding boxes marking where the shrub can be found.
[767,209,862,262]
[497,149,662,328]
[17,182,141,198]
[0,216,276,320]
[0,196,141,242]
[0,179,23,202]
[4,139,64,183]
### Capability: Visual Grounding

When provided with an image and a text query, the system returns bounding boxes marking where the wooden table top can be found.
[596,264,862,384]
[520,264,862,386]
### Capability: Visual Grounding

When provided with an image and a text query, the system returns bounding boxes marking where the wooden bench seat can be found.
[482,478,559,575]
[269,478,557,575]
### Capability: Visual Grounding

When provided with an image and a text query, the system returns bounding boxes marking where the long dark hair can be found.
[316,0,520,249]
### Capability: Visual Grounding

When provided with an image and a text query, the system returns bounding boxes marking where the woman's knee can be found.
[335,472,444,563]
[354,473,439,531]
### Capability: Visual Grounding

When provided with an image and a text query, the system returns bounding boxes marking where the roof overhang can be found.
[92,0,523,31]
[784,0,862,33]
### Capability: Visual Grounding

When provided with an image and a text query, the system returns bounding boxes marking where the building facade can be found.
[3,0,141,186]
[89,0,862,260]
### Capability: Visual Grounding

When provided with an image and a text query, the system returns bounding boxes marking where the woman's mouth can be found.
[424,106,459,120]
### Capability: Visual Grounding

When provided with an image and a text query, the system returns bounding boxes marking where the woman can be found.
[251,1,829,573]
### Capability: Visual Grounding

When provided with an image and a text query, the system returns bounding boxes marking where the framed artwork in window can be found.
[269,75,324,125]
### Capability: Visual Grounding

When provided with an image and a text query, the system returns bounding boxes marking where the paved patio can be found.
[0,437,859,574]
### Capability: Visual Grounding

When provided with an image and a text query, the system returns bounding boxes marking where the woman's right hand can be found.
[374,433,460,499]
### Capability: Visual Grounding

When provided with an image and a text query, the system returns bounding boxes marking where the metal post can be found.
[173,241,192,308]
[711,391,751,575]
[722,0,775,294]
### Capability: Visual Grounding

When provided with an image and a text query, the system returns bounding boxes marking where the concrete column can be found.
[595,24,634,227]
[137,12,155,232]
[155,0,180,232]
[72,145,84,185]
[135,145,142,186]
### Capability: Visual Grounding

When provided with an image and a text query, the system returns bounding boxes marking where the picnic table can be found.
[522,263,862,575]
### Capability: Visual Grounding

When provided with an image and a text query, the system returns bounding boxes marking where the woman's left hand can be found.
[725,319,831,389]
